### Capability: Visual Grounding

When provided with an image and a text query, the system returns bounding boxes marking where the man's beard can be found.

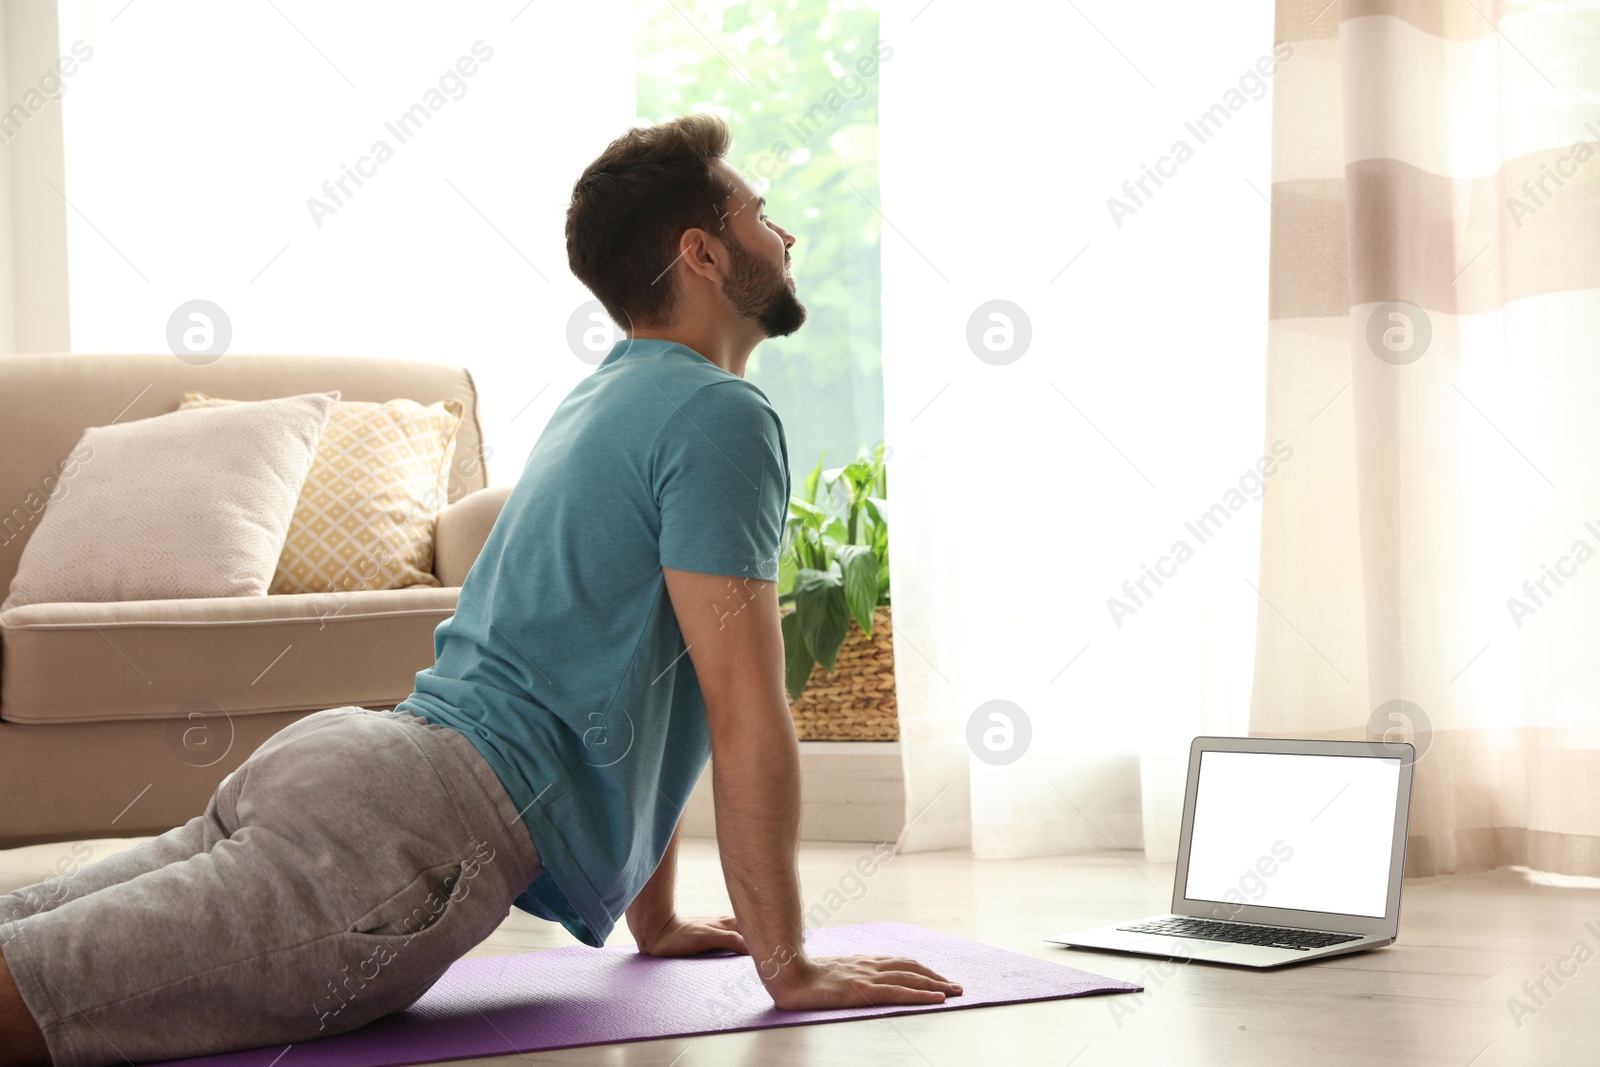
[723,233,807,338]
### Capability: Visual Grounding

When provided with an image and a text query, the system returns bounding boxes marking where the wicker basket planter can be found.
[785,605,899,741]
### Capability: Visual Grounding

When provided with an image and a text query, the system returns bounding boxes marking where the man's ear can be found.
[676,226,729,286]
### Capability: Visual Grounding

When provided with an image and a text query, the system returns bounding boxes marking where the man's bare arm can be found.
[662,567,961,1008]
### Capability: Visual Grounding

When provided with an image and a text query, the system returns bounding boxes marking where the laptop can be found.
[1047,735,1415,969]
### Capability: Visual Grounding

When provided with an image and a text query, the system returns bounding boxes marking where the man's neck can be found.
[629,322,760,378]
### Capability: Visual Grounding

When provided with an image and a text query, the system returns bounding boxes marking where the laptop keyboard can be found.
[1117,917,1363,951]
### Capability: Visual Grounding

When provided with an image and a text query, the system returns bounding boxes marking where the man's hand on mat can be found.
[634,914,750,957]
[765,954,963,1010]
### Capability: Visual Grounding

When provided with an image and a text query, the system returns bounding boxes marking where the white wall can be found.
[0,0,72,355]
[51,0,636,482]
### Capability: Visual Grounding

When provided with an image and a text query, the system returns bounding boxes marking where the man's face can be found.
[714,161,806,338]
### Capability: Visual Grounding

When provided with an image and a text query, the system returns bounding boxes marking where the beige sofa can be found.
[0,354,512,849]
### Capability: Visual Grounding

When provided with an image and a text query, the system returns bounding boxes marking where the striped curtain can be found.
[1253,1,1600,876]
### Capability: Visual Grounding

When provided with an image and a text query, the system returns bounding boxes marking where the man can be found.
[0,114,957,1066]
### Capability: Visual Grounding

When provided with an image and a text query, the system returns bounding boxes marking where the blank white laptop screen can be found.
[1183,751,1402,919]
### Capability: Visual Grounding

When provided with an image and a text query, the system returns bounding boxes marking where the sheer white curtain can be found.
[880,0,1278,859]
[55,0,636,479]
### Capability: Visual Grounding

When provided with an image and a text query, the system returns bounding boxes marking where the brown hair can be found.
[566,114,738,329]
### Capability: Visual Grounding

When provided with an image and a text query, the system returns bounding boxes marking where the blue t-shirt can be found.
[396,338,790,947]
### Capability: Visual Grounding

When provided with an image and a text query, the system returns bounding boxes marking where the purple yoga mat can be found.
[145,922,1139,1067]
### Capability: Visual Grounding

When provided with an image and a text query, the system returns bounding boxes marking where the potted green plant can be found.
[777,443,895,739]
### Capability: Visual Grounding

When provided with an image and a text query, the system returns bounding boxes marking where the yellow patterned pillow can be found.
[178,392,464,594]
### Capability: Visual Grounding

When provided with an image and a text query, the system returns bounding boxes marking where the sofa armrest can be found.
[433,485,513,586]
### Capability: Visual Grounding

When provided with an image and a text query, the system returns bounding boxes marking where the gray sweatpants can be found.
[0,705,543,1067]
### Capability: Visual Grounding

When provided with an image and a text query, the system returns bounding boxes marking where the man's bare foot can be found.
[0,946,51,1066]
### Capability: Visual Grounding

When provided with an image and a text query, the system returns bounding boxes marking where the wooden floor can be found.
[3,837,1596,1065]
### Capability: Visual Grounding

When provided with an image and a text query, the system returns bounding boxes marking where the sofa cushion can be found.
[1,392,339,610]
[0,587,458,725]
[178,392,465,594]
[0,355,490,611]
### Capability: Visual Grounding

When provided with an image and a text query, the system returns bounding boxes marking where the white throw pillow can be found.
[1,391,340,609]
